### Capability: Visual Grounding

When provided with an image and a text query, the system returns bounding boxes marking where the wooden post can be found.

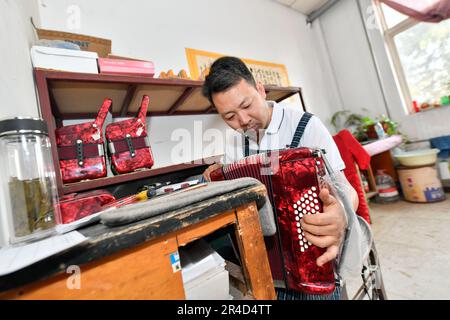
[234,202,276,300]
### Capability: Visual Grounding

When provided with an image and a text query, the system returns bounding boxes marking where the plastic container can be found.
[398,165,446,203]
[375,170,399,203]
[374,122,387,139]
[395,149,439,167]
[361,174,370,193]
[0,118,61,245]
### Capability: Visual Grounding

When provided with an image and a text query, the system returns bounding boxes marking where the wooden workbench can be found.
[0,184,276,300]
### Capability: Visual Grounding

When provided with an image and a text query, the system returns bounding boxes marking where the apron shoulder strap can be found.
[289,112,313,148]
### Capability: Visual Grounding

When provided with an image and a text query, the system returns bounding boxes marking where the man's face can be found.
[212,79,272,133]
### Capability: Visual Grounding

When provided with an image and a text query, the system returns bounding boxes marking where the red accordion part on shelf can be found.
[105,95,154,174]
[55,98,112,183]
[58,189,116,224]
[210,148,335,295]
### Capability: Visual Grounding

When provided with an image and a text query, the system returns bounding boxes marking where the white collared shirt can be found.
[221,101,345,172]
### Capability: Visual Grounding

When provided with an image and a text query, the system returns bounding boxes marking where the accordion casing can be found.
[210,147,335,295]
[105,95,154,174]
[55,98,112,183]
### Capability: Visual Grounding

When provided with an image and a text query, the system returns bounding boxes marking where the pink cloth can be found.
[381,0,450,22]
[363,135,403,156]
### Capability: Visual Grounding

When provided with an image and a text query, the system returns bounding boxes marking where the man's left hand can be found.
[300,187,347,267]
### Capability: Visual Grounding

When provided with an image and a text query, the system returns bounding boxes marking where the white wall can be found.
[37,0,340,124]
[316,0,450,141]
[0,0,42,246]
[0,0,41,118]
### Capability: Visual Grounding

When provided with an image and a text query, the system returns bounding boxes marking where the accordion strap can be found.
[243,111,313,156]
[136,95,150,123]
[93,98,113,129]
[289,112,313,148]
[108,135,149,156]
[58,143,104,167]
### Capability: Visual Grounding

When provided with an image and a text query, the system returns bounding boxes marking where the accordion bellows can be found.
[210,147,335,295]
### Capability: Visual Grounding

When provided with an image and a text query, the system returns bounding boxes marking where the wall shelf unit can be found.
[34,68,306,196]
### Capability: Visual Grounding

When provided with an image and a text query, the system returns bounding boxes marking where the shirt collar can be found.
[265,101,284,135]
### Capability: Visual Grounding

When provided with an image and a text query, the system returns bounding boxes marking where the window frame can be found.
[373,0,421,114]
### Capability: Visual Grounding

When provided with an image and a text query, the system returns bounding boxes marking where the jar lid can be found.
[0,117,48,137]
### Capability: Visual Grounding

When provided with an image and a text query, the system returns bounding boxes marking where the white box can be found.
[30,46,98,74]
[180,240,229,300]
[184,268,230,300]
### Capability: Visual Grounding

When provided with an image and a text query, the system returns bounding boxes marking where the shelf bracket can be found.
[167,87,195,114]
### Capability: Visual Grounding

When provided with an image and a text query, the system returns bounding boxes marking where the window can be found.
[373,1,450,114]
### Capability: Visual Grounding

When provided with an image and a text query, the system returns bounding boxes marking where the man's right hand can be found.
[202,163,223,182]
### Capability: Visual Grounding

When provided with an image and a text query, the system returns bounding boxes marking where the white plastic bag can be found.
[322,156,373,280]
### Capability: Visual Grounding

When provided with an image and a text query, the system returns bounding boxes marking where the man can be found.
[201,56,358,299]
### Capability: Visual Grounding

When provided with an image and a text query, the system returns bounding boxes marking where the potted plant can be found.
[331,110,405,142]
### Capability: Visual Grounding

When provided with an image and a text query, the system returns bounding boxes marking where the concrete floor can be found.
[345,194,450,300]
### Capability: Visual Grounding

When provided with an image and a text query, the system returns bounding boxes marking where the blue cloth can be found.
[430,135,450,158]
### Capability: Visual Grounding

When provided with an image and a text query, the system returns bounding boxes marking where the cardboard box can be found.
[98,58,155,77]
[31,46,99,74]
[36,28,111,58]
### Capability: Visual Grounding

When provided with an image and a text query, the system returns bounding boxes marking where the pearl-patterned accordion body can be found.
[105,95,154,174]
[210,147,335,295]
[55,98,112,183]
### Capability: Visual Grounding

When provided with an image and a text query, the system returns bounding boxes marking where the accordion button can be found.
[308,241,312,246]
[311,209,316,214]
[314,199,319,204]
[297,228,301,233]
[293,204,297,209]
[313,193,317,197]
[296,223,300,227]
[301,204,306,208]
[305,244,309,249]
[301,247,305,252]
[297,200,301,205]
[295,216,300,221]
[312,186,317,191]
[308,190,312,195]
[294,210,299,215]
[315,205,320,210]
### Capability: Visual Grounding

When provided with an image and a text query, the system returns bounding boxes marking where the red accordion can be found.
[210,147,336,295]
[58,189,116,224]
[56,98,112,183]
[105,95,154,174]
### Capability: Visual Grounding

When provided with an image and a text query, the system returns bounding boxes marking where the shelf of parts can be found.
[34,68,306,196]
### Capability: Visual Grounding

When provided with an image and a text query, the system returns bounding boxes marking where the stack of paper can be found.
[179,239,230,300]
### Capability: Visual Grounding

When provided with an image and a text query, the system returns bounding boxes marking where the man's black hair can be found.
[202,56,256,106]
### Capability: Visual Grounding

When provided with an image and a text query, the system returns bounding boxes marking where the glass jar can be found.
[0,118,61,245]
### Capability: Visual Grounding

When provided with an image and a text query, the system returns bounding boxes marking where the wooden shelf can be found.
[63,156,220,194]
[35,69,303,119]
[34,68,306,196]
